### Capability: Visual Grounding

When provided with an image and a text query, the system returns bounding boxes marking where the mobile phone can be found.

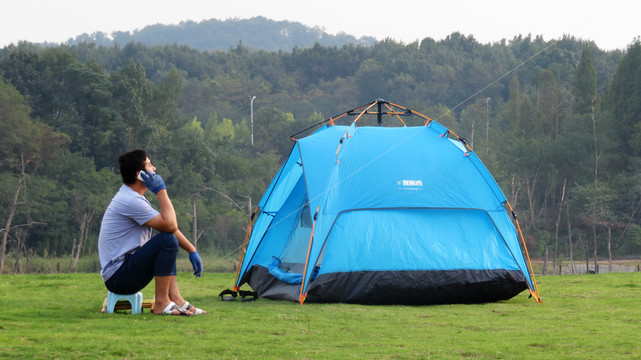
[137,171,145,181]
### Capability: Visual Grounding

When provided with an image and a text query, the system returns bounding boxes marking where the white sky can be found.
[1,0,638,51]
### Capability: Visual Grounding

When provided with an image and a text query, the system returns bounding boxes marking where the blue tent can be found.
[234,100,540,305]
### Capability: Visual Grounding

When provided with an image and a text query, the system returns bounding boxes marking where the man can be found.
[98,150,206,315]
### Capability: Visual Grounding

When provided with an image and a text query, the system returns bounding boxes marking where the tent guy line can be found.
[438,38,560,122]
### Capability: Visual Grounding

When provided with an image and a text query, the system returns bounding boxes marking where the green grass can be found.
[1,272,640,359]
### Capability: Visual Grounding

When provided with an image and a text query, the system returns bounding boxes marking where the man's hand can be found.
[189,251,203,277]
[139,170,167,195]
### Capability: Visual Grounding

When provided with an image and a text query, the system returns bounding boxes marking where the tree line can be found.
[0,32,640,274]
[65,16,376,52]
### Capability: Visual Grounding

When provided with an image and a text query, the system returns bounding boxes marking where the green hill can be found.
[66,16,376,51]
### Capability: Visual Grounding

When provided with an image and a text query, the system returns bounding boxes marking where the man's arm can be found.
[145,189,178,234]
[140,170,203,276]
[174,229,197,253]
[175,228,202,276]
[145,190,196,252]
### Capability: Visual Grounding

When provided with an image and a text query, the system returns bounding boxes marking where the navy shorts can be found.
[104,232,178,294]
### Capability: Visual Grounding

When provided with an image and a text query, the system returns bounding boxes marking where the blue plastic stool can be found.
[106,291,143,314]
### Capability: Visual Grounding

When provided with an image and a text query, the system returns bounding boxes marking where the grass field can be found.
[1,272,640,359]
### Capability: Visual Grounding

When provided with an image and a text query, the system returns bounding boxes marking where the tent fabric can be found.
[235,101,539,305]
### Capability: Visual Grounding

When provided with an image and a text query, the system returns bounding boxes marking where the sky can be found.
[1,0,638,51]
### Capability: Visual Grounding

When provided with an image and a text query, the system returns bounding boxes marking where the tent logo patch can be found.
[398,179,423,190]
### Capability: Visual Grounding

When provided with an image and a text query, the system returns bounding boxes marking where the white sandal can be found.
[181,301,204,315]
[160,301,189,316]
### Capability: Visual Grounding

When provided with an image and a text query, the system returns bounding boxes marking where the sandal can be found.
[159,301,189,316]
[181,301,205,315]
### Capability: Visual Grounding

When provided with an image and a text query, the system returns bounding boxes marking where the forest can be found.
[65,16,376,51]
[1,27,641,275]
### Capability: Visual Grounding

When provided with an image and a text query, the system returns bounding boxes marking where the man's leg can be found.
[154,275,191,315]
[149,235,202,314]
[168,276,186,305]
[166,275,206,315]
[147,233,186,314]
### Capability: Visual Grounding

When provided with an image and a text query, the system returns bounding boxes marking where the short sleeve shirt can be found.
[98,185,159,281]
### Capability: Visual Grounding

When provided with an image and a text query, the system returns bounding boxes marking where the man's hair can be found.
[119,149,148,184]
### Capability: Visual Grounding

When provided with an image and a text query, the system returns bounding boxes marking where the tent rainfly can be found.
[233,99,541,305]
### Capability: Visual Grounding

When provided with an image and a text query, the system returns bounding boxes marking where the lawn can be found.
[1,272,640,359]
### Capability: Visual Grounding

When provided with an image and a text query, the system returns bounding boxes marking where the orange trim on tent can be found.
[335,101,378,162]
[386,101,432,126]
[506,200,542,302]
[299,206,320,305]
[332,112,349,122]
[382,103,407,126]
[448,129,473,152]
[439,128,474,153]
[233,206,260,291]
[291,99,434,139]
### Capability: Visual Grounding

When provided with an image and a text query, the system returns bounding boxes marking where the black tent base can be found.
[244,265,528,305]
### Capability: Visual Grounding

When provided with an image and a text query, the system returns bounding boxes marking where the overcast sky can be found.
[1,0,638,51]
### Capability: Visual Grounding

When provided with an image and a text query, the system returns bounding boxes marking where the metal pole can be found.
[249,96,256,145]
[484,97,490,162]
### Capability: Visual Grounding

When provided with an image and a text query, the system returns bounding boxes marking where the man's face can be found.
[143,157,156,174]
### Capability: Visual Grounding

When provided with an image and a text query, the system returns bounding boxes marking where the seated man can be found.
[98,149,206,315]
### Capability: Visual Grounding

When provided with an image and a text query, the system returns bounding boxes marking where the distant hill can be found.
[66,16,376,51]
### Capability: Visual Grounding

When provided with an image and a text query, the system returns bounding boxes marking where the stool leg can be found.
[131,292,143,314]
[106,292,117,314]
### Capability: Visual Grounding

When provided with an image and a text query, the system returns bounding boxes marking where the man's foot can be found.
[154,301,191,315]
[181,301,206,315]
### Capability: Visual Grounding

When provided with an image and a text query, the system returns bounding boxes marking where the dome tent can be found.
[233,100,541,305]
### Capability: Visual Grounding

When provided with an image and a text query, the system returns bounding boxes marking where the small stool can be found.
[105,291,143,314]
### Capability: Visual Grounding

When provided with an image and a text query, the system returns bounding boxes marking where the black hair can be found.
[119,149,148,184]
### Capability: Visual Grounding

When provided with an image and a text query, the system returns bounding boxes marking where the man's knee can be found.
[153,232,179,252]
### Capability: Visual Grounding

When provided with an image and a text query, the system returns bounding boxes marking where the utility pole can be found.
[249,95,256,145]
[484,97,491,162]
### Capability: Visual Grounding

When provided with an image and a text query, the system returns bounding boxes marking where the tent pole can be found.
[299,206,320,305]
[233,206,259,290]
[507,200,542,302]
